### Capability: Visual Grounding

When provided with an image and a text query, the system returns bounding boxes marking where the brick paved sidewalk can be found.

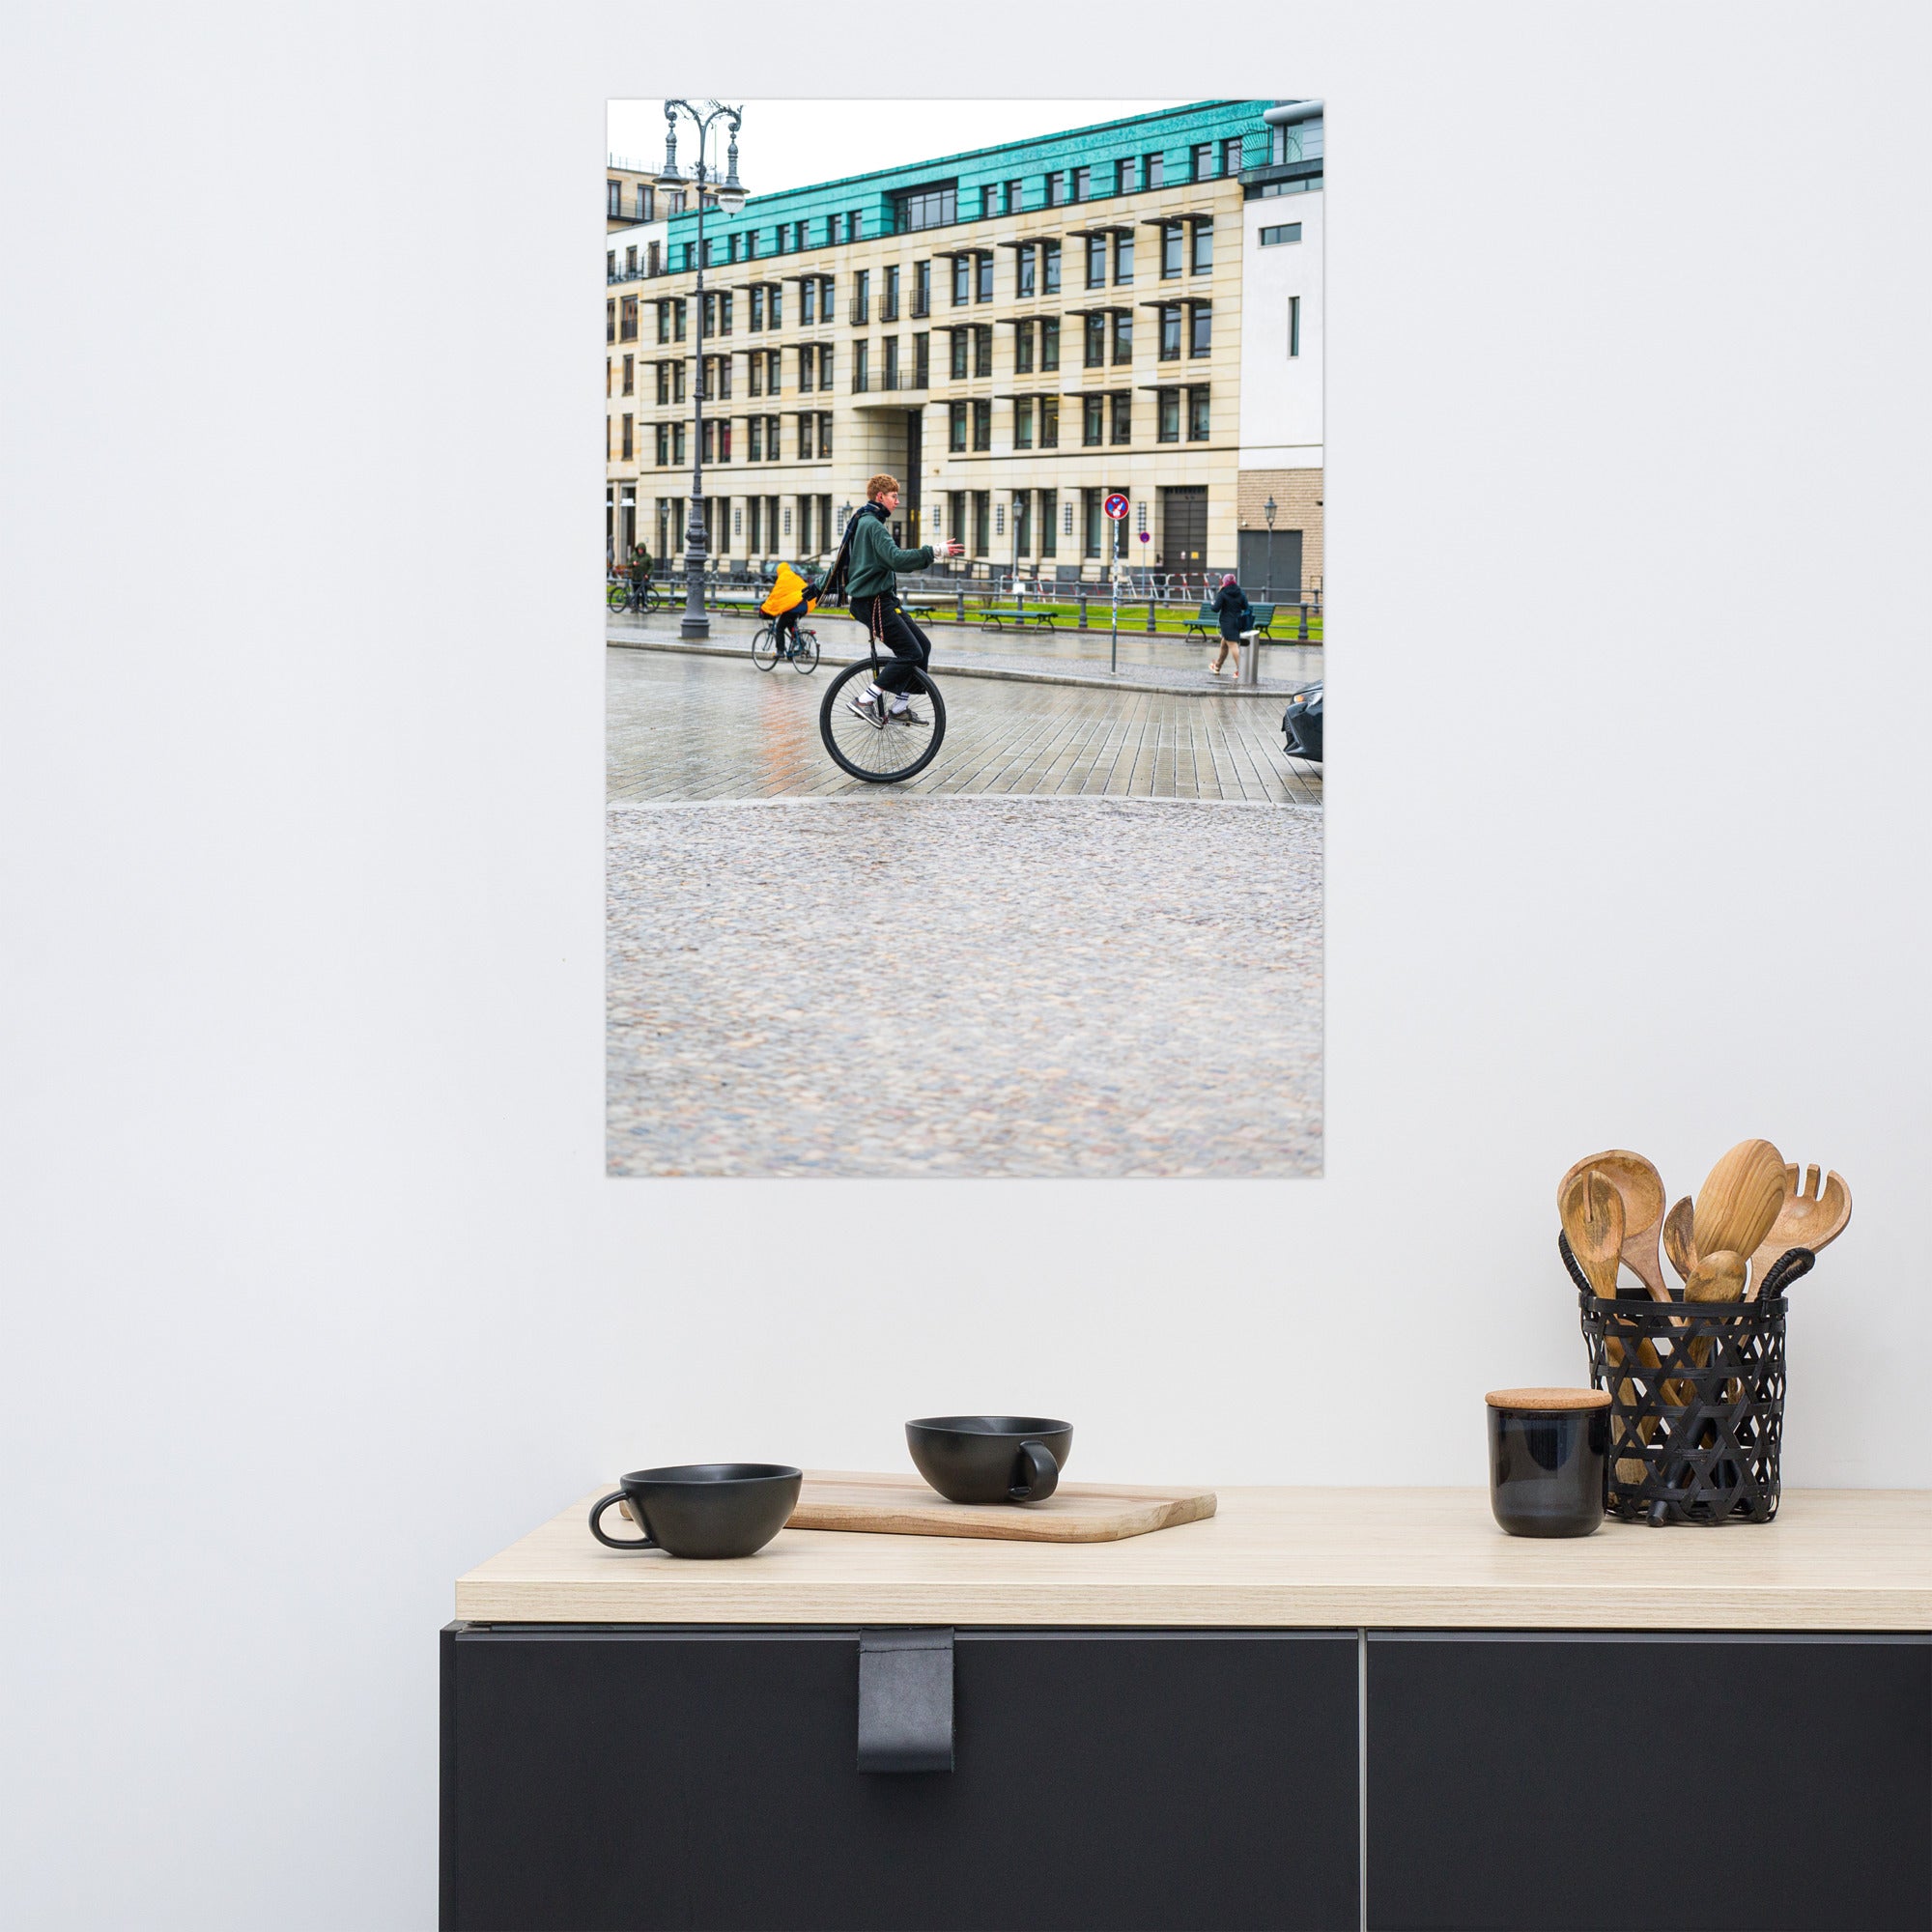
[607,795,1322,1179]
[609,609,1321,699]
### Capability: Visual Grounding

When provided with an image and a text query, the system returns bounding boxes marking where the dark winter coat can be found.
[1213,582,1253,640]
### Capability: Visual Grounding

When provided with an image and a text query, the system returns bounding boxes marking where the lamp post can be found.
[658,100,748,640]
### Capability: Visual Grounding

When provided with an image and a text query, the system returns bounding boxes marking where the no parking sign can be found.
[1103,492,1130,521]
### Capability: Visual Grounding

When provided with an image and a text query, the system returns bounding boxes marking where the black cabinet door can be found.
[442,1625,1359,1932]
[1366,1632,1932,1932]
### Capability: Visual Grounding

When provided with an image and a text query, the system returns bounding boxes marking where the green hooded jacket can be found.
[844,503,935,601]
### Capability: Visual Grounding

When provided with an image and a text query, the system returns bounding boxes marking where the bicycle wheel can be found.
[607,582,629,611]
[791,628,820,674]
[751,623,781,671]
[819,661,947,783]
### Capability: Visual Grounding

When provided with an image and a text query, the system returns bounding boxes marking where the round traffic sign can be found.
[1103,493,1130,521]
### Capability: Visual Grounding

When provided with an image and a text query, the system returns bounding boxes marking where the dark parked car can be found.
[1282,682,1323,762]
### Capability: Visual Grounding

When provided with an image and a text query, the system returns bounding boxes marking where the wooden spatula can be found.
[1557,1151,1670,1301]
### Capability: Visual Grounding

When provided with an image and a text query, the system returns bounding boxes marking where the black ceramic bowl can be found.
[1485,1390,1607,1539]
[906,1416,1073,1505]
[587,1462,803,1558]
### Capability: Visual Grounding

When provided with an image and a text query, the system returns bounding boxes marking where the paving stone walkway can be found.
[608,647,1322,806]
[607,796,1323,1179]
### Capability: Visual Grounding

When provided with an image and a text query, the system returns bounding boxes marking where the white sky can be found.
[608,99,1196,200]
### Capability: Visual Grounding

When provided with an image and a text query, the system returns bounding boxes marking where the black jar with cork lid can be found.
[1485,1387,1609,1538]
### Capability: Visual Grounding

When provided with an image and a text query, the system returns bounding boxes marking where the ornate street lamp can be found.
[659,100,747,639]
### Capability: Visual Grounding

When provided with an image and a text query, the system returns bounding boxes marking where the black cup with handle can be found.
[587,1463,803,1559]
[905,1416,1072,1505]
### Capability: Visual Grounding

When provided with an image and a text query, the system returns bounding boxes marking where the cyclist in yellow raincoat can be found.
[759,561,818,660]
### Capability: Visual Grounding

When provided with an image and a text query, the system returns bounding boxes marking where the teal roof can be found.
[660,99,1285,262]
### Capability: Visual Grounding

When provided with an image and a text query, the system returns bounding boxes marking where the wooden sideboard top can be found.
[454,1480,1932,1631]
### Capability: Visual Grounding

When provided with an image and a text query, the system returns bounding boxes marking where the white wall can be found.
[6,4,1931,1928]
[1239,185,1323,465]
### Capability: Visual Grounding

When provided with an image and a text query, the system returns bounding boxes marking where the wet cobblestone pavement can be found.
[607,796,1323,1179]
[609,648,1322,805]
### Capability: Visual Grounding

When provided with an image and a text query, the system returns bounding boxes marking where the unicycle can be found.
[819,641,947,783]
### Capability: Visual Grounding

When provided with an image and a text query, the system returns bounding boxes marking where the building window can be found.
[853,340,869,391]
[976,252,993,301]
[1110,391,1132,444]
[1112,310,1132,363]
[1040,487,1057,555]
[952,255,970,305]
[1073,165,1092,202]
[1082,396,1104,447]
[950,329,968,381]
[1157,389,1179,442]
[973,325,992,377]
[621,414,633,461]
[914,331,929,388]
[883,265,899,321]
[893,181,957,232]
[1042,241,1061,294]
[1159,305,1181,358]
[1084,314,1106,369]
[1191,221,1212,273]
[608,179,622,217]
[1260,222,1303,247]
[1191,142,1213,181]
[1040,396,1060,448]
[1017,244,1036,298]
[949,401,967,451]
[883,335,899,389]
[1085,237,1106,290]
[1040,316,1060,371]
[913,259,930,318]
[1187,386,1210,440]
[621,354,634,395]
[1289,295,1301,357]
[1014,397,1034,449]
[606,299,616,344]
[1015,320,1034,374]
[972,398,991,449]
[1161,223,1183,277]
[853,270,869,324]
[1145,151,1163,188]
[1190,305,1211,355]
[656,422,670,465]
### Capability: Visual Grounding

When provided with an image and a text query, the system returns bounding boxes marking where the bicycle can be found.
[817,628,948,783]
[750,618,821,674]
[608,577,666,613]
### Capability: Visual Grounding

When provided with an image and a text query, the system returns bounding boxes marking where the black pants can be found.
[850,592,931,696]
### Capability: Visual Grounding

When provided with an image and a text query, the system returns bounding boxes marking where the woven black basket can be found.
[1565,1235,1811,1526]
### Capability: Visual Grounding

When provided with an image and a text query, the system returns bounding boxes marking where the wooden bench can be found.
[980,607,1059,633]
[1182,601,1277,640]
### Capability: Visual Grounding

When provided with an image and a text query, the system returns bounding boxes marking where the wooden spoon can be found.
[1559,1168,1624,1297]
[1662,1197,1698,1286]
[1747,1165,1852,1298]
[1557,1151,1669,1301]
[1692,1139,1787,1271]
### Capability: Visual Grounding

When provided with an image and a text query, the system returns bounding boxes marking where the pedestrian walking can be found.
[1209,571,1254,676]
[828,473,961,724]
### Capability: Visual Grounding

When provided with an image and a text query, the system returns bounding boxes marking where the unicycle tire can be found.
[819,661,947,783]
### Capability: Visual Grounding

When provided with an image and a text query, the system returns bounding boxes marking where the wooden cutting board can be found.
[785,1470,1217,1544]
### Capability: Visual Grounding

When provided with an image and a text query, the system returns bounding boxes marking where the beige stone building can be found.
[605,103,1321,597]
